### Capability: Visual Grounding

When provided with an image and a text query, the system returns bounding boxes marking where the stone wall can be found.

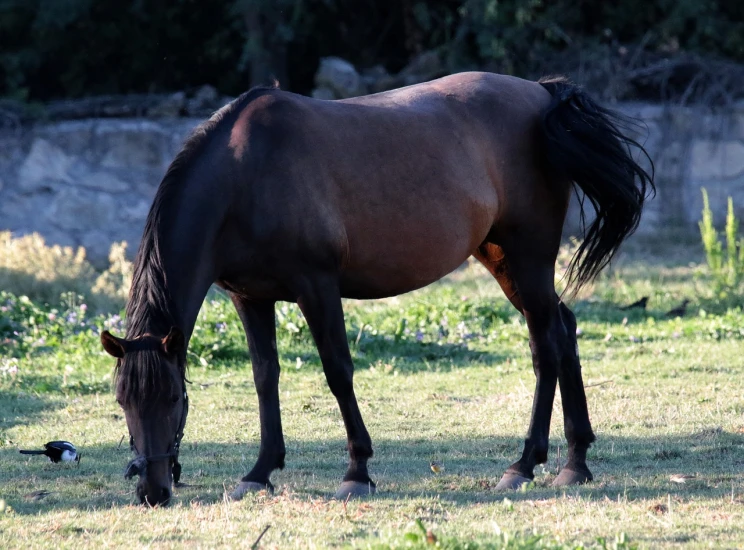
[1,100,743,266]
[563,101,744,240]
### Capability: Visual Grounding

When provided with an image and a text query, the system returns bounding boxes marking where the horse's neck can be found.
[136,159,229,341]
[152,243,215,343]
[150,207,217,340]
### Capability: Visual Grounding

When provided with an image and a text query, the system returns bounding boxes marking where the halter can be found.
[124,390,188,485]
[119,335,189,486]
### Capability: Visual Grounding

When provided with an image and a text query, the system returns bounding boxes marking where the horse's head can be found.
[101,327,188,506]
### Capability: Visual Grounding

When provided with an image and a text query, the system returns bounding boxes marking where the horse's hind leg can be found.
[552,301,596,486]
[229,296,287,500]
[295,274,375,499]
[474,241,594,489]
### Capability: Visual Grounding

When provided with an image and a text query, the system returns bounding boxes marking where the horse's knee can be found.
[324,364,354,398]
[253,360,280,396]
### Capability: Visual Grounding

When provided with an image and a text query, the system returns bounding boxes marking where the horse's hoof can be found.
[333,481,376,500]
[551,468,593,487]
[495,472,533,491]
[230,481,273,501]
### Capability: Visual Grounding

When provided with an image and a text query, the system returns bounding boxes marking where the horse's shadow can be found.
[2,430,742,514]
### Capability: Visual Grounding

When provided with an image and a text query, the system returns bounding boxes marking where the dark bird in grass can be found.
[619,296,648,310]
[19,441,79,464]
[665,299,690,318]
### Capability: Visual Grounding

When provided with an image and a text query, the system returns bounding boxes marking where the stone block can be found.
[149,91,186,118]
[120,200,151,223]
[315,57,363,99]
[18,138,74,192]
[97,122,171,170]
[76,168,131,193]
[46,188,116,232]
[311,87,335,101]
[35,121,95,157]
[690,140,744,180]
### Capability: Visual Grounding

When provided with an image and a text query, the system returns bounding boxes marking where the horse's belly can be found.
[338,222,486,299]
[338,261,465,299]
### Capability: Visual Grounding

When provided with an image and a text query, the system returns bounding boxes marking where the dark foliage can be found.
[1,0,743,101]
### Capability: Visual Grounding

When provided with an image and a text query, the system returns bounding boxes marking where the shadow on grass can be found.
[0,389,65,432]
[2,429,742,514]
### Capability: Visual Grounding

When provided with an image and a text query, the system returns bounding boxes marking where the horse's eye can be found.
[171,395,180,404]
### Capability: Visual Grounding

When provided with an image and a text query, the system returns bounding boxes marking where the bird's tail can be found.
[19,449,46,455]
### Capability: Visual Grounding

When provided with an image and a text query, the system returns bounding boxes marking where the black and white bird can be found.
[20,441,79,463]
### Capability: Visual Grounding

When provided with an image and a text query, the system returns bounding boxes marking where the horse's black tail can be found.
[539,76,655,296]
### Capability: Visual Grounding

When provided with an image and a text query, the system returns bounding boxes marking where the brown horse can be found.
[100,71,653,506]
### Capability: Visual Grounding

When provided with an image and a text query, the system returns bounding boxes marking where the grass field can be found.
[0,245,743,549]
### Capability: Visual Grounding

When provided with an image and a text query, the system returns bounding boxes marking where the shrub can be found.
[0,231,131,312]
[698,188,744,296]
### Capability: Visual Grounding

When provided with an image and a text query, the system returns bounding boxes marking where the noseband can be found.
[124,391,188,485]
[120,336,189,486]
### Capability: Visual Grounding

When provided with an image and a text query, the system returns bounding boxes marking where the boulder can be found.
[398,51,444,86]
[45,188,116,232]
[186,85,221,116]
[18,138,74,193]
[315,57,364,99]
[311,87,336,101]
[149,91,186,118]
[690,140,744,180]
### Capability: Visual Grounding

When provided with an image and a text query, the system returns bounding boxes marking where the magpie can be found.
[20,441,80,464]
[619,296,648,311]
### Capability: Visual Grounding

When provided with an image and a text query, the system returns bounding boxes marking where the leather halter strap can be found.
[123,334,164,353]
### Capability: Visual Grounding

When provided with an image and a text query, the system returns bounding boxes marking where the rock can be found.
[654,142,685,176]
[311,87,336,101]
[361,65,390,91]
[194,84,219,103]
[121,200,151,222]
[77,169,130,193]
[149,92,186,118]
[81,231,115,268]
[18,138,74,192]
[45,188,116,232]
[97,122,171,170]
[734,113,744,141]
[315,57,364,99]
[690,140,744,180]
[398,50,444,85]
[36,121,95,157]
[370,74,403,93]
[186,85,221,116]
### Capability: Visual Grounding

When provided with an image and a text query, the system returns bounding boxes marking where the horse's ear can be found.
[162,327,185,357]
[101,331,126,358]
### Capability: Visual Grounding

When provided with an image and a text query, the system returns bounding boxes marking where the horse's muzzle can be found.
[137,481,172,506]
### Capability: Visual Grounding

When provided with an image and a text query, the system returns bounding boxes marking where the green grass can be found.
[1,250,743,548]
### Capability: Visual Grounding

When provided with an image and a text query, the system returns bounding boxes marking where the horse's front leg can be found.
[229,297,287,500]
[296,273,376,499]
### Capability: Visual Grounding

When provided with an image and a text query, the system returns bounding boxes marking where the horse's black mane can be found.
[117,84,278,404]
[125,84,276,339]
